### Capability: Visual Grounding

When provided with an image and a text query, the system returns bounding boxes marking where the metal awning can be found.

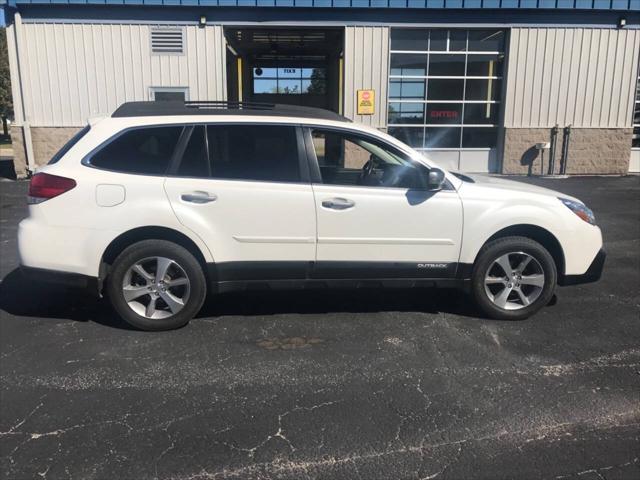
[5,0,638,11]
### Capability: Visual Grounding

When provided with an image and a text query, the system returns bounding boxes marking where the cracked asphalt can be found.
[1,176,639,480]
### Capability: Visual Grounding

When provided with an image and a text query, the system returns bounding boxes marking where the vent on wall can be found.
[150,28,184,54]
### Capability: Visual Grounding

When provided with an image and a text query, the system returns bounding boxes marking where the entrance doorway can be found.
[224,28,344,113]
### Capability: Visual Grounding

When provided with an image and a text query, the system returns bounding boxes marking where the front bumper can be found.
[558,248,606,286]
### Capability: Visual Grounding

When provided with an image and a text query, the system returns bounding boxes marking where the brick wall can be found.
[502,128,632,175]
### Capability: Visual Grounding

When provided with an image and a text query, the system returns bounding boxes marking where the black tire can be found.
[106,240,207,331]
[471,236,557,320]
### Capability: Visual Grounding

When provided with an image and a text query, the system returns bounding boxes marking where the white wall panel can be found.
[343,26,389,129]
[15,22,227,127]
[505,28,640,129]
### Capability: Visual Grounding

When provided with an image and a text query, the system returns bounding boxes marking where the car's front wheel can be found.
[471,236,557,320]
[106,240,207,331]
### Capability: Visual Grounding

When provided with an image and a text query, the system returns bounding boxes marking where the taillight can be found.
[28,173,77,204]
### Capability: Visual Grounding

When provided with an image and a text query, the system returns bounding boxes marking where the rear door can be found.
[164,123,316,282]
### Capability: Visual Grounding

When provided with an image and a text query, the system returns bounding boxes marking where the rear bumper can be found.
[558,248,606,286]
[20,266,100,296]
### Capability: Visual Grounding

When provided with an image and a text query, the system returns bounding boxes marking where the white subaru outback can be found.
[18,102,605,330]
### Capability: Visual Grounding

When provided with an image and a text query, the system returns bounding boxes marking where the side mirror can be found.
[427,168,446,191]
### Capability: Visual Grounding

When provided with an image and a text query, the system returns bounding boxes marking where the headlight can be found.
[559,198,596,225]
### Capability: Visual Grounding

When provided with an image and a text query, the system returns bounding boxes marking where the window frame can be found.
[301,125,453,191]
[632,72,640,150]
[149,86,190,102]
[388,28,505,151]
[252,67,328,96]
[167,122,311,185]
[81,124,187,176]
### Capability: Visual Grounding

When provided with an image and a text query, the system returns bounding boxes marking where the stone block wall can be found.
[31,127,81,168]
[502,128,632,175]
[8,127,81,178]
[9,127,28,178]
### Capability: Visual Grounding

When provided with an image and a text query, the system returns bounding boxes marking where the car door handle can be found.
[181,191,217,204]
[322,198,355,210]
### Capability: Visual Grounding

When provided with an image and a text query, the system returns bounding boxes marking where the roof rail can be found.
[111,101,350,122]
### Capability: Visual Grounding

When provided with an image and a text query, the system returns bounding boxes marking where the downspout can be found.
[560,125,572,175]
[548,124,559,175]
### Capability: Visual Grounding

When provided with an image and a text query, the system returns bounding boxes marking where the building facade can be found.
[3,2,640,177]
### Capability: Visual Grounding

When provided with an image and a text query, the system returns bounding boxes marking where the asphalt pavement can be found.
[0,176,639,479]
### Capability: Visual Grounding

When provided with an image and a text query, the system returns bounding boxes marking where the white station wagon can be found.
[18,102,605,330]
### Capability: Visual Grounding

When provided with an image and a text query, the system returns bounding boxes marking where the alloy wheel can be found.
[483,251,545,311]
[122,256,191,319]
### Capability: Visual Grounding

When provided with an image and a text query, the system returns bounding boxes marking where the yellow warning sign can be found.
[357,89,375,115]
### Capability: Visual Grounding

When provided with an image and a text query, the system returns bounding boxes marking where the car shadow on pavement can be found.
[0,267,485,329]
[200,288,479,319]
[0,269,135,330]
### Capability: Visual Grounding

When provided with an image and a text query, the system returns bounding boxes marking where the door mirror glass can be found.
[427,168,446,191]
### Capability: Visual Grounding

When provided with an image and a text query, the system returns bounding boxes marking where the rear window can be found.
[176,124,300,183]
[48,125,91,164]
[89,126,183,175]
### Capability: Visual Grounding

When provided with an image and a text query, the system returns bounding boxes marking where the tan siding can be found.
[343,26,389,129]
[504,27,640,129]
[16,22,227,126]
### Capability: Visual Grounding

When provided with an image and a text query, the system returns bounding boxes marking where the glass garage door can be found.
[387,29,505,172]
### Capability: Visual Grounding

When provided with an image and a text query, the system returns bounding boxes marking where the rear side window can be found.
[175,124,300,183]
[176,126,209,178]
[89,126,183,175]
[49,125,91,164]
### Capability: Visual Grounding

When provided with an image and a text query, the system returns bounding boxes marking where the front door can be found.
[164,124,316,282]
[306,127,463,279]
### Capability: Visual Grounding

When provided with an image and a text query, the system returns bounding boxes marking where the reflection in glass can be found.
[252,67,326,95]
[389,79,426,99]
[449,30,467,52]
[425,127,461,148]
[429,30,447,51]
[388,127,424,148]
[388,102,425,124]
[468,30,504,52]
[429,54,466,76]
[426,103,463,125]
[390,54,428,76]
[254,79,278,94]
[465,79,501,101]
[389,29,505,150]
[427,79,464,101]
[391,29,428,51]
[463,103,498,124]
[467,54,502,77]
[462,127,498,148]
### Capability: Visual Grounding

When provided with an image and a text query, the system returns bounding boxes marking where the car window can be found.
[89,126,183,175]
[205,124,300,183]
[176,126,209,178]
[310,129,428,189]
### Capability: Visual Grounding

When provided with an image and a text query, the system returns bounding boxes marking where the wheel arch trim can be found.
[99,225,214,287]
[469,224,567,280]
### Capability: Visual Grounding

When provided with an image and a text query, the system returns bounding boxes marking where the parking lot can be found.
[0,175,638,480]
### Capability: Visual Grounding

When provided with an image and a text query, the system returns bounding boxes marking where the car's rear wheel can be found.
[471,236,557,320]
[106,240,206,331]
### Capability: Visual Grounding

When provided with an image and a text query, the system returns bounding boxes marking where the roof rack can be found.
[111,101,350,122]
